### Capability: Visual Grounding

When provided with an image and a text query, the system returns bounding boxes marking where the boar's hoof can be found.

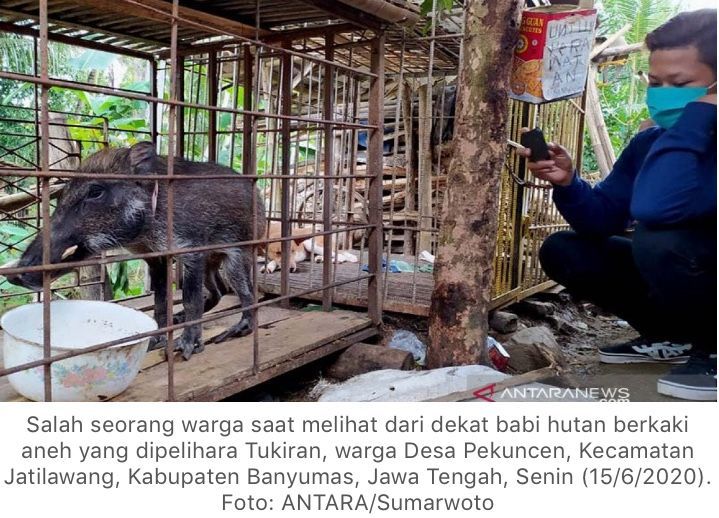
[175,334,204,361]
[208,318,252,344]
[148,335,167,351]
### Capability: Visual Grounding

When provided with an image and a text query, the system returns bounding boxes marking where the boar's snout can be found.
[6,245,43,289]
[4,230,89,290]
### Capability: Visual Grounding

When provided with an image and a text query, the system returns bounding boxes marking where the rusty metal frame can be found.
[0,0,385,401]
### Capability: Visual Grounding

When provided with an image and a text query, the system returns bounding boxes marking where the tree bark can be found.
[427,0,522,368]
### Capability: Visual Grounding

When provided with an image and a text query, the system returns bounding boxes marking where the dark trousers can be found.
[539,224,717,353]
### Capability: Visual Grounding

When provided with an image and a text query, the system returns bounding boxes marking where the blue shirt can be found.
[553,101,717,235]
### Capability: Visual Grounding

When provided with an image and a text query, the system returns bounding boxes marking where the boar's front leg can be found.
[208,249,254,344]
[147,257,169,351]
[175,253,206,360]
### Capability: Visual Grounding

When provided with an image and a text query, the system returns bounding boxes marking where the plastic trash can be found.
[362,259,414,273]
[419,250,435,264]
[486,336,510,372]
[388,330,427,366]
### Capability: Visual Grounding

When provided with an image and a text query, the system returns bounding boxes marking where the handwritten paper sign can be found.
[510,7,597,104]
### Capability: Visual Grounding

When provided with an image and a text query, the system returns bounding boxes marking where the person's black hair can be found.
[645,8,717,76]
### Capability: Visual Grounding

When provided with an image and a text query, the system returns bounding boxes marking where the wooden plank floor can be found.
[0,295,373,402]
[256,252,556,315]
[257,251,435,316]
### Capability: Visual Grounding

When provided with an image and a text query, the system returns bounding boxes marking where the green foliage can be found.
[1,37,151,308]
[582,0,678,171]
[0,223,32,311]
[420,0,455,17]
[108,260,145,299]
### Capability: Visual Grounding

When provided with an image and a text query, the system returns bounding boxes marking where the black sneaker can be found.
[599,338,691,364]
[657,355,717,401]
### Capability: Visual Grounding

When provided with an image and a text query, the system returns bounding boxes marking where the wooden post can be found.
[401,81,416,256]
[175,56,185,158]
[417,82,433,253]
[367,33,385,326]
[150,59,158,144]
[207,51,218,162]
[322,31,335,311]
[242,46,254,175]
[280,42,292,308]
[427,0,522,368]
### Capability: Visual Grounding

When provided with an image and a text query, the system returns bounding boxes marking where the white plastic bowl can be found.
[1,300,157,402]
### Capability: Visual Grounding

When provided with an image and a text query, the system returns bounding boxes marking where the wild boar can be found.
[8,141,265,360]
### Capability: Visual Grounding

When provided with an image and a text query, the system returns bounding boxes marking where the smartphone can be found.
[520,127,551,161]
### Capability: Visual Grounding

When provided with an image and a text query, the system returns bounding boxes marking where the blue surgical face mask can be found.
[646,81,716,129]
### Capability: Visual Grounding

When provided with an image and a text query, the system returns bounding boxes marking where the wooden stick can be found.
[593,42,645,62]
[590,23,631,60]
[0,183,64,212]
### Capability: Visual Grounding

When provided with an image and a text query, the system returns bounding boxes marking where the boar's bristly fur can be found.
[10,141,266,360]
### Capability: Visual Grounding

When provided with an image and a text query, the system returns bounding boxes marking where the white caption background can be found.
[0,402,716,517]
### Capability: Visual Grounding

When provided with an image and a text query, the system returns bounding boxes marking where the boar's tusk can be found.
[61,245,78,260]
[151,180,159,216]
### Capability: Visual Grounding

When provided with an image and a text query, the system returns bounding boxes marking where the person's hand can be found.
[516,129,575,187]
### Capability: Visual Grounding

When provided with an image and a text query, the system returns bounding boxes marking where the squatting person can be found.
[519,9,717,400]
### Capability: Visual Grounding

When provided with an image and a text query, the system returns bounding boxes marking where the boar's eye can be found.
[86,184,106,201]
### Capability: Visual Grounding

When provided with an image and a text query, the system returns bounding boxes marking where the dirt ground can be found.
[228,293,677,402]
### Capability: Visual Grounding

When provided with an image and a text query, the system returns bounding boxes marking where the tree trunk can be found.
[427,0,522,368]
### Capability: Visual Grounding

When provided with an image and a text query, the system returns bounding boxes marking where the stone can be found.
[326,343,414,381]
[489,311,519,334]
[615,320,630,328]
[504,326,565,373]
[574,321,589,331]
[520,300,556,318]
[549,315,588,335]
[388,330,427,365]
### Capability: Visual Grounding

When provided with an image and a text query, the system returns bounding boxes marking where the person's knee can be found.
[633,224,716,295]
[633,225,705,277]
[539,230,580,284]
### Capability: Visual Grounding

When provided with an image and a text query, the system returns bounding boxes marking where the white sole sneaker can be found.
[657,379,717,401]
[599,352,689,364]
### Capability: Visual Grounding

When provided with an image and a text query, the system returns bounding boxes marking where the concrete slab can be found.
[317,366,594,402]
[588,363,678,402]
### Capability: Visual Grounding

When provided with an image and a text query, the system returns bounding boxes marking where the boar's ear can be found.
[129,141,157,176]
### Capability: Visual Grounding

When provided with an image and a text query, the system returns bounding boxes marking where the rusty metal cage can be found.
[0,0,401,401]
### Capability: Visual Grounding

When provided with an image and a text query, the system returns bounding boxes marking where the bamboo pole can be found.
[589,23,631,60]
[586,66,616,177]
